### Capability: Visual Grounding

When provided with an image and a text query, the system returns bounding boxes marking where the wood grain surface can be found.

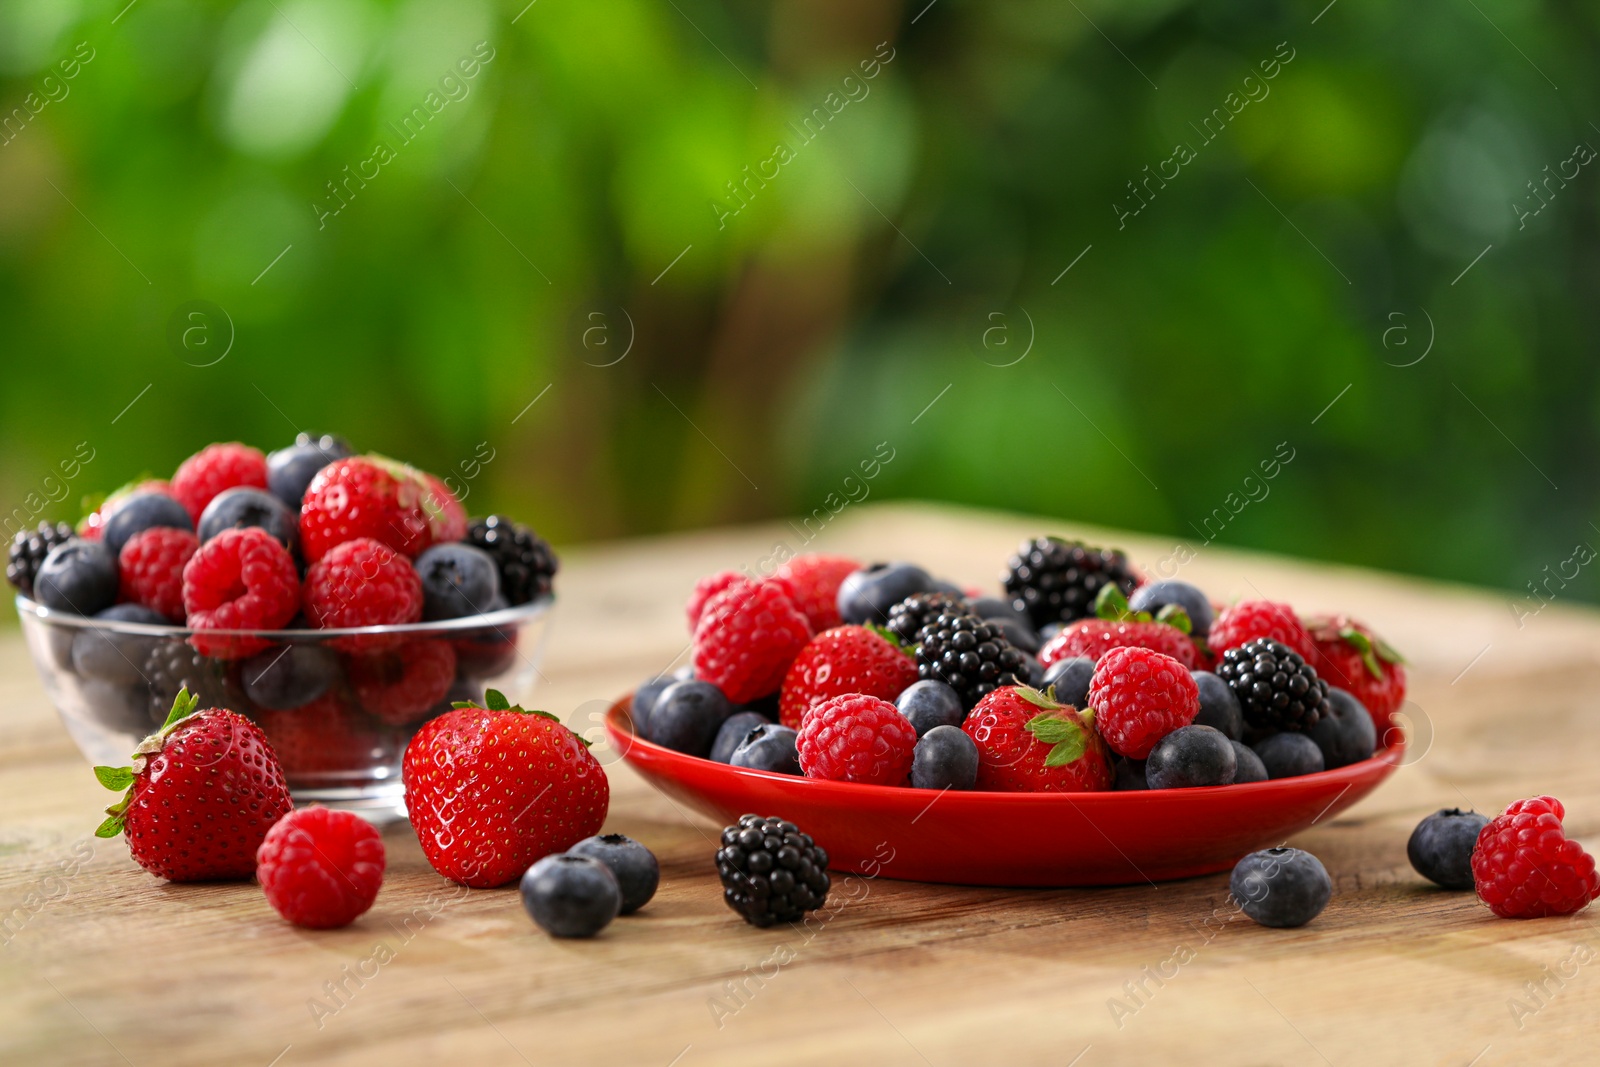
[3,502,1599,1066]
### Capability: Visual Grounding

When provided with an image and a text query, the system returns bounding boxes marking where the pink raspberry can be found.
[685,570,747,632]
[256,806,386,929]
[1210,600,1314,660]
[181,527,299,657]
[1086,647,1199,758]
[1472,796,1600,919]
[118,526,199,621]
[348,639,457,724]
[771,554,861,632]
[692,580,811,704]
[171,443,269,524]
[302,537,423,649]
[796,693,917,786]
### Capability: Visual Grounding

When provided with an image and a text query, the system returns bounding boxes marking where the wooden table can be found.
[3,502,1598,1066]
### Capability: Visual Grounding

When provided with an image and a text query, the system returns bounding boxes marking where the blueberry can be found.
[1038,622,1064,643]
[1113,757,1148,791]
[836,562,934,625]
[1252,732,1325,779]
[1021,656,1045,688]
[1128,580,1214,636]
[267,435,352,508]
[567,833,660,915]
[1308,688,1376,769]
[928,577,967,597]
[71,604,167,685]
[101,492,191,557]
[730,724,801,775]
[710,711,773,763]
[1041,656,1095,709]
[1228,740,1269,784]
[197,487,298,551]
[739,691,780,721]
[414,543,502,620]
[896,679,964,736]
[1407,808,1490,890]
[910,725,978,790]
[630,666,694,738]
[645,680,733,757]
[79,676,151,736]
[240,643,340,710]
[1145,725,1236,789]
[1192,670,1243,740]
[989,615,1040,654]
[1230,847,1332,927]
[33,540,118,615]
[519,854,620,937]
[969,597,1029,626]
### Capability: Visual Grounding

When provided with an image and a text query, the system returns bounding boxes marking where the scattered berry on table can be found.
[1191,670,1243,741]
[404,690,608,888]
[348,640,458,725]
[1214,638,1329,736]
[1231,847,1333,928]
[1001,536,1138,630]
[117,525,198,621]
[1209,600,1315,660]
[710,710,772,763]
[71,604,165,686]
[7,520,75,597]
[716,814,830,927]
[1251,732,1325,779]
[731,723,801,775]
[1407,808,1490,891]
[796,693,917,785]
[914,609,1030,710]
[1308,688,1377,769]
[1086,647,1200,759]
[301,537,424,641]
[778,624,918,729]
[142,640,234,725]
[911,724,979,790]
[182,527,300,657]
[520,854,620,938]
[240,643,340,710]
[883,591,966,647]
[101,490,193,558]
[415,542,502,620]
[1472,796,1600,918]
[93,689,293,882]
[1228,741,1269,784]
[197,487,299,552]
[693,579,812,704]
[1112,757,1147,791]
[257,806,386,929]
[1129,580,1214,637]
[34,539,119,616]
[171,442,270,524]
[1305,614,1407,731]
[299,456,455,561]
[1144,725,1236,789]
[771,553,861,632]
[835,562,935,626]
[266,434,353,509]
[464,514,558,606]
[962,685,1112,792]
[895,678,965,736]
[567,833,660,915]
[1041,655,1095,709]
[646,679,734,757]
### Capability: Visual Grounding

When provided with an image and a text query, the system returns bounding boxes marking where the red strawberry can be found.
[403,689,609,888]
[778,625,918,728]
[686,570,746,632]
[93,689,293,881]
[299,456,459,562]
[1305,615,1407,730]
[771,554,860,632]
[692,579,812,704]
[1210,600,1314,660]
[421,473,468,544]
[1038,583,1199,668]
[255,693,395,783]
[962,686,1112,792]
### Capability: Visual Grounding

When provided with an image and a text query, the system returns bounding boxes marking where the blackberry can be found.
[7,521,74,598]
[716,814,830,927]
[1001,536,1137,629]
[465,515,558,605]
[143,640,236,725]
[1215,638,1329,736]
[914,609,1029,710]
[883,591,964,646]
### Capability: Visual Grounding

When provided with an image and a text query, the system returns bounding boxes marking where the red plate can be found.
[606,698,1405,886]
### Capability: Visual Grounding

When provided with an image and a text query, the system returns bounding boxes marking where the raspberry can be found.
[778,625,919,729]
[299,456,456,562]
[255,693,392,781]
[118,526,199,621]
[796,693,916,785]
[685,570,746,632]
[771,554,860,632]
[256,806,386,928]
[181,528,300,658]
[692,580,811,704]
[348,639,458,724]
[302,537,424,648]
[1210,600,1314,660]
[1087,647,1199,758]
[963,686,1112,792]
[1039,617,1198,669]
[1472,796,1600,919]
[171,443,269,524]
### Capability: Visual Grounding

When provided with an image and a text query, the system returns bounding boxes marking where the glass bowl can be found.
[15,595,552,822]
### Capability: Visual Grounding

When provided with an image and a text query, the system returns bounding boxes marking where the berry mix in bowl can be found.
[10,434,558,820]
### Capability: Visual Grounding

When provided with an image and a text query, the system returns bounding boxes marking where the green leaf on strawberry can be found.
[1094,585,1193,635]
[1013,685,1065,711]
[863,622,914,658]
[450,689,588,745]
[92,688,203,839]
[93,766,134,790]
[1023,710,1089,767]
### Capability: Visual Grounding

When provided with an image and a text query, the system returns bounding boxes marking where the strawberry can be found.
[1305,614,1407,730]
[1038,585,1199,668]
[962,686,1112,792]
[778,624,918,728]
[255,693,395,783]
[771,554,861,632]
[93,689,293,882]
[299,455,460,562]
[403,689,609,888]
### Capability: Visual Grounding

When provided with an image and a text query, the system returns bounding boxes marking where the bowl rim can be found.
[14,592,553,639]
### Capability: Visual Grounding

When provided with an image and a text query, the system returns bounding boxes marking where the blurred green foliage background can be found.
[1,0,1596,608]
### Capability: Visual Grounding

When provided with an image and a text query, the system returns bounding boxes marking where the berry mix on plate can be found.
[631,538,1407,793]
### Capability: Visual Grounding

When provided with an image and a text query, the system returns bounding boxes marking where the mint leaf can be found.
[93,766,134,791]
[484,689,512,711]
